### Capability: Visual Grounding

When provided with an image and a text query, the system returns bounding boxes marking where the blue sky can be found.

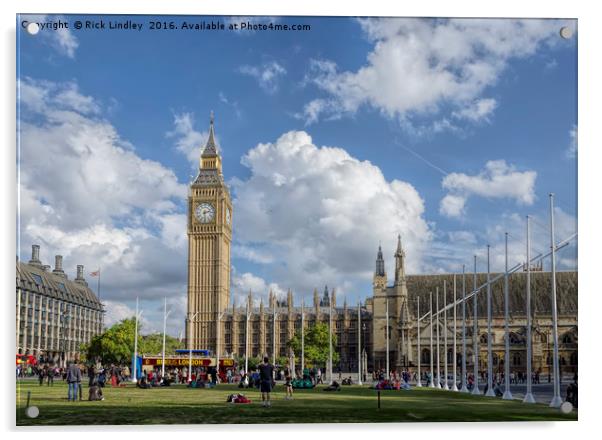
[17,15,577,335]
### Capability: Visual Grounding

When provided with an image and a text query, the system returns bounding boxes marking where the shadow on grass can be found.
[16,383,577,425]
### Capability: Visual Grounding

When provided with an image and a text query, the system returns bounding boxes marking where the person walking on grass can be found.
[66,361,82,402]
[258,356,274,408]
[285,372,293,400]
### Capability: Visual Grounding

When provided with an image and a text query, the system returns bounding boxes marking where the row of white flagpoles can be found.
[415,193,576,407]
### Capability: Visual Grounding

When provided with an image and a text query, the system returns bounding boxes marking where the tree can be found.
[84,318,136,364]
[287,322,339,368]
[83,317,184,365]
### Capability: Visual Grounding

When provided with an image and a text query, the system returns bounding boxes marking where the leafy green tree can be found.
[287,322,339,368]
[83,317,184,364]
[84,318,136,364]
[139,333,184,355]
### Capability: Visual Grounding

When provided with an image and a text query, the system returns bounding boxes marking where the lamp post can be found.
[358,300,362,385]
[460,266,469,392]
[328,298,333,383]
[485,245,496,397]
[245,302,250,375]
[216,310,224,382]
[502,233,513,400]
[549,194,563,408]
[385,298,389,380]
[187,310,199,383]
[161,297,172,379]
[416,297,421,387]
[523,216,536,403]
[301,298,305,376]
[429,291,435,388]
[132,297,142,383]
[472,255,481,395]
[273,305,278,367]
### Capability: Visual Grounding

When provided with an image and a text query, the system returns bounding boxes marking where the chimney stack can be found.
[29,244,42,266]
[75,264,88,286]
[53,255,67,278]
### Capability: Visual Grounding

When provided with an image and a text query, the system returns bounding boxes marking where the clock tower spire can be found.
[186,112,232,354]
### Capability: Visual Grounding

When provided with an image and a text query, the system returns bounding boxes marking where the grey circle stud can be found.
[559,26,573,39]
[26,22,40,35]
[560,401,573,414]
[25,406,39,418]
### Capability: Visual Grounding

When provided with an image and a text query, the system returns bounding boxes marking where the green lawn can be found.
[16,381,577,425]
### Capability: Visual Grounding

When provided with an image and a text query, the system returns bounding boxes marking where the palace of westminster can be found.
[16,115,578,375]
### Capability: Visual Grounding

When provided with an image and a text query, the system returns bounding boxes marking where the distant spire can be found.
[395,234,404,256]
[202,111,218,156]
[375,244,386,276]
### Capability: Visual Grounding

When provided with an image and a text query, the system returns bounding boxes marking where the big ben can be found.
[186,112,232,352]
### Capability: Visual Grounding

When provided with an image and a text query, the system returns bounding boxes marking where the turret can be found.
[373,243,387,290]
[394,234,406,285]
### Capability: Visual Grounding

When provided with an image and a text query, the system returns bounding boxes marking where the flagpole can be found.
[301,298,305,377]
[460,265,469,392]
[549,194,563,408]
[503,233,513,400]
[452,274,458,391]
[443,280,449,390]
[523,216,536,403]
[132,296,139,383]
[416,297,421,387]
[357,300,362,385]
[435,287,441,389]
[485,245,496,397]
[97,268,101,302]
[471,255,481,395]
[385,298,389,380]
[429,291,434,388]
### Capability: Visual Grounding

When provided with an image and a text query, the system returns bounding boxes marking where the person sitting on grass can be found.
[137,376,151,389]
[88,380,105,401]
[323,381,341,392]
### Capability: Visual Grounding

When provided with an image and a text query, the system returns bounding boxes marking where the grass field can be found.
[16,381,577,425]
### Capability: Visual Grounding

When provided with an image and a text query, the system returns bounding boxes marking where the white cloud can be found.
[439,194,467,218]
[231,130,432,299]
[452,98,497,122]
[566,125,577,158]
[166,112,210,169]
[440,160,537,217]
[18,77,188,335]
[239,61,287,94]
[424,207,577,274]
[231,270,286,307]
[301,18,561,127]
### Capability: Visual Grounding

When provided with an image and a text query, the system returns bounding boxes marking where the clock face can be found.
[195,202,215,223]
[226,208,231,225]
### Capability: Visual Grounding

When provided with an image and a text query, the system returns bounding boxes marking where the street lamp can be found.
[187,311,199,383]
[161,297,172,379]
[131,297,143,383]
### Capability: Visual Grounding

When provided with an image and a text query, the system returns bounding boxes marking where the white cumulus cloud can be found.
[231,130,432,300]
[18,77,189,335]
[239,61,287,94]
[439,160,537,218]
[300,18,562,129]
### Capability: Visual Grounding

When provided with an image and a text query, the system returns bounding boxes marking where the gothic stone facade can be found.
[187,117,577,374]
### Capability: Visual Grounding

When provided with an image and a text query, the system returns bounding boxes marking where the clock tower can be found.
[186,113,232,352]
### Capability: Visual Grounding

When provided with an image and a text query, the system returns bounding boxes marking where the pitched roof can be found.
[17,261,104,311]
